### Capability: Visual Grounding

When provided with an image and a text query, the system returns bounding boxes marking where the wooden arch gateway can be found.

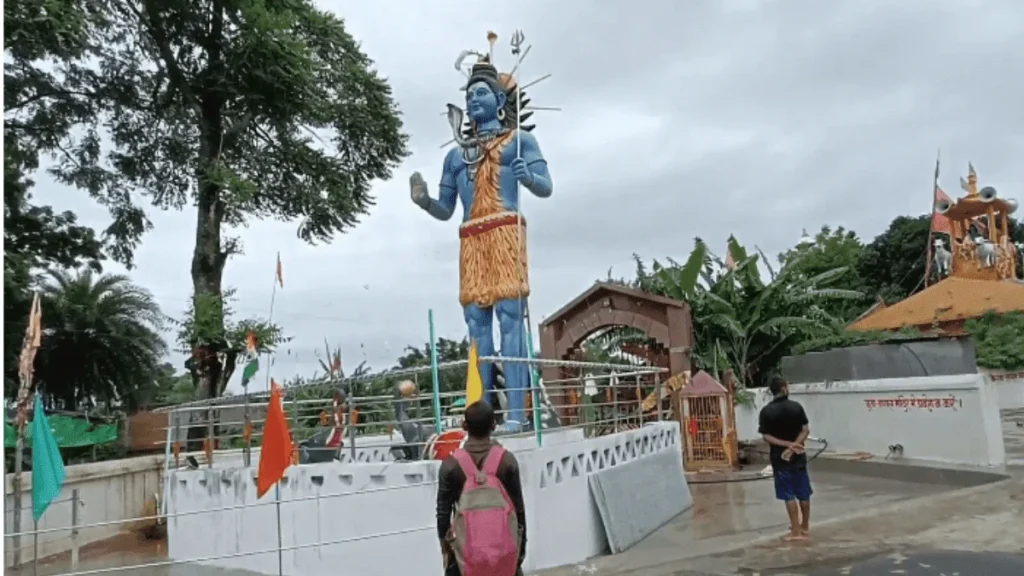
[538,282,694,416]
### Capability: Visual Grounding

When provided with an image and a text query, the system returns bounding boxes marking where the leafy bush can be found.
[965,312,1024,370]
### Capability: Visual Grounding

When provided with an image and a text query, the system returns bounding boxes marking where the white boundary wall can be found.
[4,455,163,567]
[166,423,682,575]
[735,374,1006,467]
[982,369,1024,410]
[212,428,589,469]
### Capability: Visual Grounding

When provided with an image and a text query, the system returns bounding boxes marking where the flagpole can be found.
[264,256,280,392]
[275,483,284,576]
[428,309,443,435]
[269,254,284,576]
[13,292,43,568]
[13,423,24,567]
[924,149,940,288]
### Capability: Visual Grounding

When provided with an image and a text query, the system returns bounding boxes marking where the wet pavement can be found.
[5,533,262,576]
[790,550,1024,575]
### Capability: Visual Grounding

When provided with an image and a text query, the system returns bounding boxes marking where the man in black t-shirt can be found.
[758,376,812,541]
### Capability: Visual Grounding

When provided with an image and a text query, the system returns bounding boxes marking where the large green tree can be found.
[36,0,409,399]
[857,215,932,302]
[3,147,105,392]
[4,0,109,392]
[33,270,167,411]
[778,225,869,322]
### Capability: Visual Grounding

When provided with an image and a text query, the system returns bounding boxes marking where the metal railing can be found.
[5,489,82,575]
[4,357,679,575]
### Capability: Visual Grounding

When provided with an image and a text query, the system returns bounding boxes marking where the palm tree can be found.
[34,269,168,411]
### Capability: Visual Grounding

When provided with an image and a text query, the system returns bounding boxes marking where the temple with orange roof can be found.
[849,164,1024,335]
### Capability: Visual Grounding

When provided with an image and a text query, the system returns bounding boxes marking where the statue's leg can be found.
[464,304,496,403]
[495,298,528,431]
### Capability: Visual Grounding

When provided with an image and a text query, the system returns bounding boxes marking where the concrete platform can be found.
[11,449,1021,576]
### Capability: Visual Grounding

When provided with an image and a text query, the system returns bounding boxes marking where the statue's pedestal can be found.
[166,425,687,575]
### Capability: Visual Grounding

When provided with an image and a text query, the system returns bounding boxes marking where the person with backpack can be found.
[436,400,527,576]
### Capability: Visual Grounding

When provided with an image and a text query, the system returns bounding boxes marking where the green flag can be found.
[31,394,66,522]
[241,357,259,387]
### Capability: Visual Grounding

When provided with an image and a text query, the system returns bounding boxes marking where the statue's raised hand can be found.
[409,171,431,209]
[511,158,535,186]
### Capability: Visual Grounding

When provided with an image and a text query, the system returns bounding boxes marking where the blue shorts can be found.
[773,467,812,502]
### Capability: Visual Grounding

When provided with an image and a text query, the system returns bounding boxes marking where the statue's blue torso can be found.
[441,131,544,221]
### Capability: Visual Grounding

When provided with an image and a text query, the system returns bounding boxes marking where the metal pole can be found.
[161,417,172,518]
[243,385,251,468]
[13,424,24,567]
[635,373,643,427]
[275,484,284,576]
[428,309,443,435]
[33,517,39,576]
[70,489,80,571]
[577,370,587,436]
[526,323,542,446]
[612,372,619,433]
[206,405,214,468]
[654,373,663,422]
[347,379,356,461]
[924,149,941,288]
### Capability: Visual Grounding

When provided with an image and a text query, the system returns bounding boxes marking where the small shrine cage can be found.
[670,370,739,471]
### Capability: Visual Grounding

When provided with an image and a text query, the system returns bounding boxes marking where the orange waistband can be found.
[459,213,526,239]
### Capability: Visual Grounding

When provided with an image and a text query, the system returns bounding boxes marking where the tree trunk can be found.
[191,88,228,400]
[187,91,227,451]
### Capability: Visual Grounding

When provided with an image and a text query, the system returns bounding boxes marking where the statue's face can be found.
[466,81,506,124]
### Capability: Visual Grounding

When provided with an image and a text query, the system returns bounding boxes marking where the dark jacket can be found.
[436,437,527,560]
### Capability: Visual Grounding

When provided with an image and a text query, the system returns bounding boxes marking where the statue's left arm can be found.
[518,131,552,198]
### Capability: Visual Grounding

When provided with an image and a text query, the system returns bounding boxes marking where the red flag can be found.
[257,380,293,499]
[931,186,951,235]
[275,252,284,288]
[725,245,736,270]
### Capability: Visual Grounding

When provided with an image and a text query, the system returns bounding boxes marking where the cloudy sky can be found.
[35,0,1024,391]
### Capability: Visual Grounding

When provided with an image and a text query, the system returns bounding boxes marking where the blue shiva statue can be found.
[410,51,552,432]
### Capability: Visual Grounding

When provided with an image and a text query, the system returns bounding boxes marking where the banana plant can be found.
[616,236,863,388]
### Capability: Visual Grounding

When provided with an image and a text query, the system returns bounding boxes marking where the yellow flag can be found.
[465,340,483,405]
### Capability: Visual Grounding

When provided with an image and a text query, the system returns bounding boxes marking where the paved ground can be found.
[791,550,1024,576]
[535,408,1024,576]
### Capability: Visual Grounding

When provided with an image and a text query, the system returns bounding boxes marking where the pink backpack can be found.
[450,447,520,576]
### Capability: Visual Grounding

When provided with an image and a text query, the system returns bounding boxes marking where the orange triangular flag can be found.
[257,380,293,499]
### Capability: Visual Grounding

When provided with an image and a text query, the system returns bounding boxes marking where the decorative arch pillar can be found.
[538,282,693,419]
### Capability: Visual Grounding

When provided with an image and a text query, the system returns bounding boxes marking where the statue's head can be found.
[461,58,530,132]
[466,81,506,125]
